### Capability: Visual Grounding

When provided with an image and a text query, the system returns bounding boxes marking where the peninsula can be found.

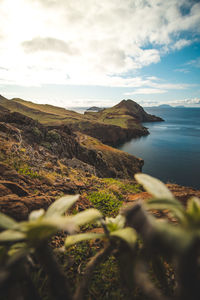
[0,95,163,219]
[0,96,163,145]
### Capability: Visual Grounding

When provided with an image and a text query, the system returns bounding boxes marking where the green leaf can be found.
[105,215,126,232]
[65,232,105,248]
[155,221,193,253]
[185,197,200,227]
[29,209,45,221]
[26,222,58,241]
[0,230,26,242]
[8,242,27,256]
[186,197,200,215]
[71,209,103,226]
[135,173,175,200]
[26,216,76,240]
[145,198,185,221]
[110,227,137,249]
[45,194,80,218]
[0,212,17,229]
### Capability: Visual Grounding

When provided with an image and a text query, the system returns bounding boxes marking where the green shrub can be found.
[32,127,42,138]
[88,191,122,216]
[18,165,41,179]
[46,130,60,142]
[41,141,51,150]
[103,178,142,194]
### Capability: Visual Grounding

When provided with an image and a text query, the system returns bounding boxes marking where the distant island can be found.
[144,104,173,108]
[158,104,172,108]
[86,106,104,112]
[158,104,186,108]
[145,104,186,108]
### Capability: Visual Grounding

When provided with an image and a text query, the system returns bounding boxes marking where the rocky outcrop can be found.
[0,96,163,146]
[113,99,164,122]
[76,132,143,178]
[69,120,148,146]
[82,99,163,145]
[0,193,52,221]
[0,181,29,196]
[0,105,198,223]
[124,184,200,207]
[0,108,143,180]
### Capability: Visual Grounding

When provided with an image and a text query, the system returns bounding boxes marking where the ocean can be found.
[118,107,200,189]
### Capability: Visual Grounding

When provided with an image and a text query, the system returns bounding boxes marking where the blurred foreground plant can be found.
[128,173,200,300]
[0,194,102,300]
[0,174,200,300]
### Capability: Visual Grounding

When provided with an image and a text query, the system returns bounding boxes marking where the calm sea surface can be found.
[118,107,200,189]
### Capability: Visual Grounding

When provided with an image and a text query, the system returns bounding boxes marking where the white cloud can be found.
[0,0,199,88]
[158,98,200,107]
[133,98,200,107]
[187,57,200,68]
[150,82,192,90]
[125,88,167,95]
[123,80,193,96]
[174,68,190,73]
[170,98,200,105]
[172,39,192,50]
[22,37,80,55]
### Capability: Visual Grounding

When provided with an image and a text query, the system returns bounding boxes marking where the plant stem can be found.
[177,238,200,300]
[134,260,170,300]
[73,244,112,300]
[36,241,72,300]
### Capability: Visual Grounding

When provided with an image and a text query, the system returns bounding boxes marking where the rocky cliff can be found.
[68,120,148,146]
[0,106,144,219]
[0,96,163,146]
[0,102,199,224]
[83,99,163,145]
[85,99,163,125]
[0,108,143,178]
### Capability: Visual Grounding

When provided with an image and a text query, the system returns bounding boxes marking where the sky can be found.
[0,0,200,107]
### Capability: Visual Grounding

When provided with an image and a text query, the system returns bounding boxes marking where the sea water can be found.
[118,107,200,189]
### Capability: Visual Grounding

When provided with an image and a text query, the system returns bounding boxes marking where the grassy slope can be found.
[84,101,144,130]
[0,96,89,125]
[0,97,143,131]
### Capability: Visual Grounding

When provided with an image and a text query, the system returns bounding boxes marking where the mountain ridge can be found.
[0,96,163,145]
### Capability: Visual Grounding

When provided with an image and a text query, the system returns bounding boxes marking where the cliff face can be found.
[0,107,144,219]
[0,108,143,180]
[0,99,199,224]
[85,99,163,126]
[82,99,163,145]
[68,120,148,146]
[113,99,164,122]
[0,96,163,146]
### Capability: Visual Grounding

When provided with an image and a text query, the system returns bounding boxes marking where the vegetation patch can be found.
[88,191,122,216]
[46,130,61,142]
[65,242,125,299]
[32,126,43,138]
[18,164,41,179]
[101,178,142,201]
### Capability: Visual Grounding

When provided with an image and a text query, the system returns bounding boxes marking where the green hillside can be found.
[85,99,163,129]
[0,95,163,145]
[0,95,86,125]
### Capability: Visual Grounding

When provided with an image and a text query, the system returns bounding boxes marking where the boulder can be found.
[0,181,29,197]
